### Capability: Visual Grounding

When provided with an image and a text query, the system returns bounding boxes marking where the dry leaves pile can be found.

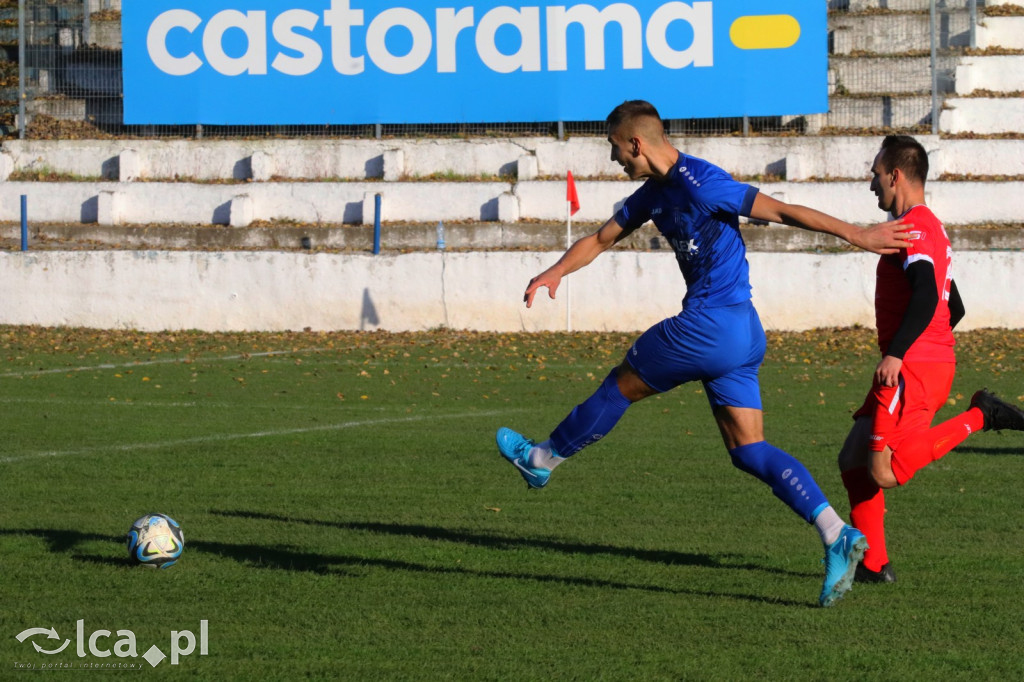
[1,325,1020,389]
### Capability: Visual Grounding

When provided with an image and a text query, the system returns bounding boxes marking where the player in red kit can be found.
[838,135,1024,583]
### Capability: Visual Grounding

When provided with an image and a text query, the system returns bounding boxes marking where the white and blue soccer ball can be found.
[127,513,184,569]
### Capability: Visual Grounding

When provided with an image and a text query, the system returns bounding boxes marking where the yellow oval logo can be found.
[730,15,801,50]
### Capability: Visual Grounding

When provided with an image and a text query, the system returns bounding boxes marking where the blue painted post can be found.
[373,193,382,255]
[20,194,27,251]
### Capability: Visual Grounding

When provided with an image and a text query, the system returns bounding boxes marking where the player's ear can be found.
[630,137,640,156]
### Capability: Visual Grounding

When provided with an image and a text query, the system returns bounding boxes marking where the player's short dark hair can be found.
[879,135,929,185]
[606,100,664,133]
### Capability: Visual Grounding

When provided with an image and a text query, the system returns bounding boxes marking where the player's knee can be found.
[728,440,768,477]
[869,455,899,489]
[614,362,657,402]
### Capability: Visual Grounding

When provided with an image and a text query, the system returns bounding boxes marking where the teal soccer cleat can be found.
[820,525,868,607]
[496,427,551,489]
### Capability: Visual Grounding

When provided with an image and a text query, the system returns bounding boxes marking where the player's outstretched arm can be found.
[524,218,626,307]
[874,260,940,387]
[847,218,916,255]
[748,193,913,255]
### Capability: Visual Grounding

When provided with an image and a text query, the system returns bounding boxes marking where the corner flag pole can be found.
[566,196,572,332]
[565,171,580,333]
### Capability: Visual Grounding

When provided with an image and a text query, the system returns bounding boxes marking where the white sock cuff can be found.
[814,506,846,546]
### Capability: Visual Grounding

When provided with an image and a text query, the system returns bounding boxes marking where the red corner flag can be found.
[566,171,580,216]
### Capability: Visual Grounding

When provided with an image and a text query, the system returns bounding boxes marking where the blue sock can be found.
[549,371,632,457]
[728,441,828,523]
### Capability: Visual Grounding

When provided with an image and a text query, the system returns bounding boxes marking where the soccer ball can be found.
[127,513,184,569]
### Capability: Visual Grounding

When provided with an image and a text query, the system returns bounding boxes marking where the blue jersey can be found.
[614,153,759,308]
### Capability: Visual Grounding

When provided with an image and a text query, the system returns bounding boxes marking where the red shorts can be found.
[853,361,955,452]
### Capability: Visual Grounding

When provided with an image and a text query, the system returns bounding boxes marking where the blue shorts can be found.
[626,300,766,409]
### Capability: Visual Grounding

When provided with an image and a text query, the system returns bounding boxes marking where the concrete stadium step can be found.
[817,95,934,131]
[23,97,87,122]
[87,15,121,50]
[0,84,52,101]
[941,97,1024,133]
[830,56,942,95]
[3,137,1022,184]
[0,25,19,45]
[514,180,1024,225]
[87,0,120,12]
[830,11,968,55]
[977,16,1024,49]
[3,221,1018,255]
[0,179,1020,227]
[955,54,1024,93]
[833,0,986,11]
[1,6,83,45]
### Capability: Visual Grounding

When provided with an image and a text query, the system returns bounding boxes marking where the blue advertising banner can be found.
[123,1,826,125]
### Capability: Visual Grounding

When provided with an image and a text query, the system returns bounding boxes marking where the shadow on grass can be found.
[211,509,820,580]
[0,525,815,609]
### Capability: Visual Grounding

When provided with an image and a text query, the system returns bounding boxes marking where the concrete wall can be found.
[518,180,1024,224]
[3,179,1021,226]
[4,137,1023,184]
[1,250,1020,332]
[0,181,511,225]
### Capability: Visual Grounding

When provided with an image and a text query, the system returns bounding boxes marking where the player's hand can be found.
[524,269,562,308]
[875,355,903,388]
[855,218,916,255]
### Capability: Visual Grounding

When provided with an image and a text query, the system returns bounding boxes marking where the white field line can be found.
[0,348,331,379]
[0,396,211,408]
[0,409,510,465]
[0,396,393,411]
[1,347,875,378]
[0,347,613,378]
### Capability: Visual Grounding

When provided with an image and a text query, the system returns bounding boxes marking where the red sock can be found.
[842,467,888,572]
[890,407,985,485]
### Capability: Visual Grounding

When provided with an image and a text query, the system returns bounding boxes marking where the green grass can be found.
[1,327,1022,679]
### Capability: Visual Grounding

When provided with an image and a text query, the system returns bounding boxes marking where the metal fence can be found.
[5,0,980,140]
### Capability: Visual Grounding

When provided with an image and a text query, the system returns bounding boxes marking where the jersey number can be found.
[941,245,953,302]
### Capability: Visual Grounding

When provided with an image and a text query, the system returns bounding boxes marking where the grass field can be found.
[1,326,1022,680]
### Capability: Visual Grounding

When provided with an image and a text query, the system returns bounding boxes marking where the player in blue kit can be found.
[495,100,913,607]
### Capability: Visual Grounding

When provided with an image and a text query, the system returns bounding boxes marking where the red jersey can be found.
[874,204,955,363]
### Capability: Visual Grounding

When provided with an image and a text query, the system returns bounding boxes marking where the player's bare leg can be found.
[839,418,897,582]
[716,406,867,606]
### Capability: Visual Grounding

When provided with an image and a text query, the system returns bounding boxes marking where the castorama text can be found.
[123,1,826,125]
